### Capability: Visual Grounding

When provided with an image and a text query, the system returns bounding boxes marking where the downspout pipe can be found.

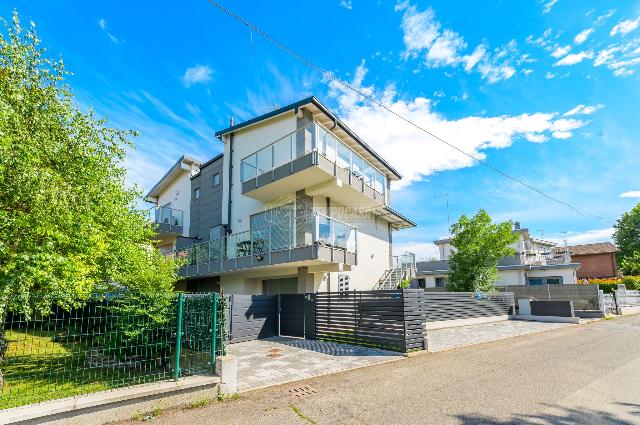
[226,132,233,235]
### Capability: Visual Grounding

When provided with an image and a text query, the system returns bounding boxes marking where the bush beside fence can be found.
[0,292,225,411]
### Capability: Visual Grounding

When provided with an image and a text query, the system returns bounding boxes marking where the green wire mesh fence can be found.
[0,292,226,410]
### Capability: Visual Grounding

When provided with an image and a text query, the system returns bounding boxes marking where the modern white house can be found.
[145,96,415,294]
[144,156,202,256]
[415,222,580,288]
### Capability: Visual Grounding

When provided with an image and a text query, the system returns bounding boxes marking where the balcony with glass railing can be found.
[178,213,357,277]
[240,122,387,206]
[149,205,184,236]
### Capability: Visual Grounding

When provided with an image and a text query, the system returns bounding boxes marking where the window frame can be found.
[193,187,200,200]
[212,173,220,186]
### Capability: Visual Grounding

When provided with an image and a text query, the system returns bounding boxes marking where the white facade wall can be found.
[221,114,297,233]
[315,198,392,292]
[216,112,395,294]
[527,267,577,285]
[155,170,194,251]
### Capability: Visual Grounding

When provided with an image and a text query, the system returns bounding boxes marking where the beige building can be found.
[415,222,580,288]
[145,96,415,294]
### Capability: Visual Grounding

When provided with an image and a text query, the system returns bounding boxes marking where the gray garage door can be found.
[228,294,277,343]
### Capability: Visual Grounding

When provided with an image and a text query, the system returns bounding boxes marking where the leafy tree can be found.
[613,203,640,276]
[0,12,179,319]
[446,210,518,292]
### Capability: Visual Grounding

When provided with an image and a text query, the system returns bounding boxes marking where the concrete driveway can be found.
[227,337,404,391]
[427,319,573,352]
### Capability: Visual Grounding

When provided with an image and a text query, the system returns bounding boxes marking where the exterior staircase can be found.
[374,252,416,290]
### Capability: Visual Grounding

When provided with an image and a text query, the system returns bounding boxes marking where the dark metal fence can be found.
[314,290,426,352]
[424,292,515,322]
[0,292,225,411]
[497,284,600,311]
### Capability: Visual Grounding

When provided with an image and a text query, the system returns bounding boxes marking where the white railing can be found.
[521,251,571,266]
[375,252,416,290]
[240,122,387,198]
[149,205,183,227]
[179,213,357,267]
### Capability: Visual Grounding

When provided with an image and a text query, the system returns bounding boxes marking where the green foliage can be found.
[620,252,640,276]
[587,276,640,293]
[613,203,640,276]
[447,210,518,292]
[398,279,411,289]
[0,12,180,318]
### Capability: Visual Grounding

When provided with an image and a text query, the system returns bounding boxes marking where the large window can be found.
[527,276,563,285]
[263,277,297,295]
[435,277,446,288]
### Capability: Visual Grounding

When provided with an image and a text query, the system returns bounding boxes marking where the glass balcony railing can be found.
[240,122,387,198]
[149,205,183,227]
[178,213,357,267]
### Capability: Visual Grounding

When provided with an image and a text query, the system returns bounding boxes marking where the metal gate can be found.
[279,294,305,337]
[227,294,278,343]
[175,292,224,378]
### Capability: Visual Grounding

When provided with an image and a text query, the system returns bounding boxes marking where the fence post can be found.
[174,292,184,381]
[277,294,282,336]
[211,292,218,372]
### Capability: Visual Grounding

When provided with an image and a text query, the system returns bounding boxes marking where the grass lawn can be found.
[0,329,180,410]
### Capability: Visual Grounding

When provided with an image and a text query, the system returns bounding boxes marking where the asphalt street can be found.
[134,315,640,425]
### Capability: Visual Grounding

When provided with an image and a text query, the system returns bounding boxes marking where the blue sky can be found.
[3,0,640,259]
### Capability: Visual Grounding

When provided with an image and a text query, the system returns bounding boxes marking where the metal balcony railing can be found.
[521,251,572,266]
[149,205,183,227]
[240,122,387,199]
[178,213,357,267]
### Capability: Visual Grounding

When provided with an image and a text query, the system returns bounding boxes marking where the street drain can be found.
[287,385,317,399]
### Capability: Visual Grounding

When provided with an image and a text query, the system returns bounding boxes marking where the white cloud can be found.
[593,40,640,76]
[393,242,440,261]
[425,29,467,67]
[595,9,616,25]
[395,2,520,83]
[610,15,640,36]
[327,62,594,189]
[339,0,352,10]
[554,51,594,66]
[574,28,594,44]
[564,104,603,116]
[549,228,614,245]
[551,45,572,58]
[620,191,640,198]
[545,72,557,79]
[182,64,213,87]
[97,18,121,44]
[541,0,559,15]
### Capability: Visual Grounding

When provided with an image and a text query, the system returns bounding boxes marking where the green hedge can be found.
[588,276,640,293]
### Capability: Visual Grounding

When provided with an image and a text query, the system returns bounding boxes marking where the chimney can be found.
[229,117,234,126]
[514,221,521,230]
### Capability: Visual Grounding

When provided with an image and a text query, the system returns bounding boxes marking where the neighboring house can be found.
[145,96,415,294]
[564,242,619,279]
[144,156,202,255]
[415,222,580,287]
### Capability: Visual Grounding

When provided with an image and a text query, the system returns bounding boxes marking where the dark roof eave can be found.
[215,96,403,180]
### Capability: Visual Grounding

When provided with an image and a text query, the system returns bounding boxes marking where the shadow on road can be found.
[456,403,640,425]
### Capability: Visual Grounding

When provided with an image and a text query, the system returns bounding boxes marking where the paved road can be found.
[148,315,640,425]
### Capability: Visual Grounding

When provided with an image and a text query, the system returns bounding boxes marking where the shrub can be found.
[585,276,640,293]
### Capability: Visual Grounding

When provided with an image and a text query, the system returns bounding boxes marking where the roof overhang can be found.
[371,205,416,230]
[215,96,403,181]
[144,156,202,203]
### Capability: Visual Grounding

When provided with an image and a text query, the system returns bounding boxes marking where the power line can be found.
[204,0,615,226]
